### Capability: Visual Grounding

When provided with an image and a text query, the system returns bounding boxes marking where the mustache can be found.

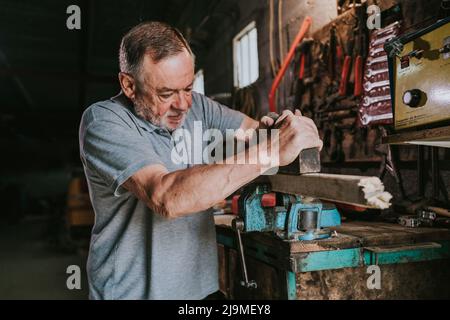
[167,111,187,117]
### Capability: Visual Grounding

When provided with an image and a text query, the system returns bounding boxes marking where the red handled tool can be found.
[354,55,363,96]
[298,53,306,80]
[338,40,353,96]
[269,17,312,113]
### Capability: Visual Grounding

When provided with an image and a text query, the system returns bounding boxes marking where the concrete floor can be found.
[0,217,89,299]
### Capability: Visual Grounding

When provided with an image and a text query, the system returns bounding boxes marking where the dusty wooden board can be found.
[365,222,450,244]
[333,221,450,246]
[336,221,450,238]
[215,217,361,254]
[267,173,392,209]
[382,125,450,143]
[382,125,450,148]
[247,228,360,254]
[214,214,234,227]
[287,233,360,253]
[333,223,415,246]
[216,220,450,256]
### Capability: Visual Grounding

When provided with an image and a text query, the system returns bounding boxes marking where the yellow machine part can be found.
[394,22,450,130]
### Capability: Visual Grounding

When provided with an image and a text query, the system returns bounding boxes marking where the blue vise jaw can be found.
[238,184,341,241]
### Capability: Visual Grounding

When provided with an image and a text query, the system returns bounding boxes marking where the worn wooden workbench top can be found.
[214,214,450,254]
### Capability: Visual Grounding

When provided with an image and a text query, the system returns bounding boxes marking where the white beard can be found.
[133,98,161,126]
[133,98,186,132]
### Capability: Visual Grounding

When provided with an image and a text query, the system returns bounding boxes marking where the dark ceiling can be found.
[0,0,239,172]
[0,0,190,112]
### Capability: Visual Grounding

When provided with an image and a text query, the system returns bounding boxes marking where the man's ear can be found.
[118,72,137,100]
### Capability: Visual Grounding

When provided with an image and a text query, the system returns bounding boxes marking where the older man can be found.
[79,21,321,300]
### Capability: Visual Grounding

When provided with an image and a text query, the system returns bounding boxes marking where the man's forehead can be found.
[143,51,194,77]
[141,50,194,90]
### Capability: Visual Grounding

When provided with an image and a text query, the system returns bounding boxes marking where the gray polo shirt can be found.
[79,91,244,300]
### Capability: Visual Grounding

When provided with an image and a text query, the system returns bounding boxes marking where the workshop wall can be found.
[196,0,337,116]
[197,0,446,105]
[192,0,450,206]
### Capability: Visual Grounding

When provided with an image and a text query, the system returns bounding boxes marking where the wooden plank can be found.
[333,221,450,246]
[382,125,450,148]
[216,223,361,255]
[334,223,415,246]
[288,233,360,253]
[214,214,234,227]
[267,173,392,209]
[363,222,450,244]
[216,220,450,256]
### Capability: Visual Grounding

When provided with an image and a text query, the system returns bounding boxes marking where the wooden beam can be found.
[267,173,392,209]
[382,125,450,148]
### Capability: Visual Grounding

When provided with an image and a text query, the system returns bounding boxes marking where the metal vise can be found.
[231,183,341,289]
[236,183,341,241]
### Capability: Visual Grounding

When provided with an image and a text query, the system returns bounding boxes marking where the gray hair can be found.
[119,21,193,78]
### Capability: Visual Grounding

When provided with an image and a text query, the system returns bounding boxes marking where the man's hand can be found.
[261,109,323,167]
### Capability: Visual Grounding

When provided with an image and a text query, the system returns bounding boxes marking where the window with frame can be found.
[193,69,205,95]
[233,21,259,88]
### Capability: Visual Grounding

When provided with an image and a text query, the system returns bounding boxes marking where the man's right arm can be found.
[122,144,264,219]
[123,110,322,219]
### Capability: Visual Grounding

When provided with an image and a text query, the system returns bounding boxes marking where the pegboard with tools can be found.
[272,0,447,164]
[285,2,383,163]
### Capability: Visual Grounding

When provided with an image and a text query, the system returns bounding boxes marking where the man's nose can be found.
[172,91,190,111]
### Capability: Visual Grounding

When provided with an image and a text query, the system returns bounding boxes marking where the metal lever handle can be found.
[232,218,257,289]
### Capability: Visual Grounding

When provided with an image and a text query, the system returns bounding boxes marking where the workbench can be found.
[214,215,450,299]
